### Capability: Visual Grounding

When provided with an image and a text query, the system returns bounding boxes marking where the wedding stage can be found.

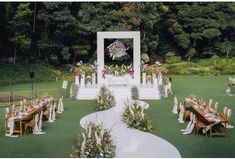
[74,31,164,100]
[76,84,160,100]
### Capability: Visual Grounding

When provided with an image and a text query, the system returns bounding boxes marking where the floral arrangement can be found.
[96,86,116,111]
[122,100,153,132]
[107,40,128,60]
[159,75,168,99]
[141,64,168,74]
[71,122,116,158]
[74,61,97,77]
[86,75,92,84]
[147,75,152,82]
[102,64,134,78]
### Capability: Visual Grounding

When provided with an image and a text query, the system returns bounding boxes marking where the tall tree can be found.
[38,2,76,65]
[9,3,33,64]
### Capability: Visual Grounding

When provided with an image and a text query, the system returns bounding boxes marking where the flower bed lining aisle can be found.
[80,98,181,157]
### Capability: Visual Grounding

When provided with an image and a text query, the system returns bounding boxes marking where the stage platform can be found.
[76,84,160,100]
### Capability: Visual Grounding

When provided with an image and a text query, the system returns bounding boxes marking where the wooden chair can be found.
[194,115,208,136]
[43,109,50,120]
[24,115,36,134]
[221,106,228,120]
[184,107,191,120]
[195,120,208,135]
[4,117,22,136]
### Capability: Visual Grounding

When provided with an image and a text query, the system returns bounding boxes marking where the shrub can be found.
[0,64,56,86]
[69,83,79,99]
[95,86,115,111]
[141,53,150,63]
[165,52,182,64]
[71,122,116,158]
[131,86,139,100]
[122,100,153,132]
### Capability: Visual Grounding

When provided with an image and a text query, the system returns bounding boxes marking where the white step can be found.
[76,85,160,100]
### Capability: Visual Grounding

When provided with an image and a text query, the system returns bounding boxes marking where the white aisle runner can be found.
[80,97,181,158]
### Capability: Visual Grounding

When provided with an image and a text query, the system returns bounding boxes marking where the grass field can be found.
[0,75,234,157]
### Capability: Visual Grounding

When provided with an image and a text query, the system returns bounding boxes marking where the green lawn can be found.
[146,75,235,158]
[0,75,234,157]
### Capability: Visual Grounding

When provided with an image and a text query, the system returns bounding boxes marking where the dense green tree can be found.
[38,2,76,65]
[9,3,33,64]
[0,2,234,65]
[216,39,235,58]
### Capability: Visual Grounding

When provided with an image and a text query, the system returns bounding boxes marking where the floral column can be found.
[92,73,96,86]
[75,75,80,86]
[142,72,146,85]
[80,74,85,87]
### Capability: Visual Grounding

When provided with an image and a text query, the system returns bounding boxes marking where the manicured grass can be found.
[146,75,235,158]
[0,81,61,92]
[0,75,234,157]
[0,99,96,157]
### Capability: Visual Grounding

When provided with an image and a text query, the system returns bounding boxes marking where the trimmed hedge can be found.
[0,64,55,86]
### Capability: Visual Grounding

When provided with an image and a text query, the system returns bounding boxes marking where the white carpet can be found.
[80,99,181,158]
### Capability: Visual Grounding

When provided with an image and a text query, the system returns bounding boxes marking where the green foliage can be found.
[122,101,153,132]
[61,47,71,61]
[9,3,32,62]
[141,53,150,63]
[95,86,115,111]
[0,2,235,65]
[71,122,116,158]
[165,52,182,64]
[216,39,235,58]
[0,64,56,85]
[0,64,74,86]
[164,57,235,75]
[38,2,76,64]
[185,47,196,61]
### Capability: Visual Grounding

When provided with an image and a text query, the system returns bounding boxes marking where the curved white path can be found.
[80,99,181,158]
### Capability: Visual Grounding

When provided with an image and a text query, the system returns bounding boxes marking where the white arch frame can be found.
[97,31,141,85]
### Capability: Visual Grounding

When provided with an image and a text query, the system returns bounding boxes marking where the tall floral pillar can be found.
[97,31,141,85]
[142,72,146,85]
[80,74,85,87]
[92,73,96,86]
[75,75,80,85]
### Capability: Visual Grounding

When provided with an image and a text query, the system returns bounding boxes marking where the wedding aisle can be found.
[80,99,181,158]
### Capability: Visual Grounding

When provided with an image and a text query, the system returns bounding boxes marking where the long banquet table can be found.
[4,97,53,136]
[185,97,229,138]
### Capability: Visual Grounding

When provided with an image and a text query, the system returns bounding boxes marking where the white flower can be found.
[155,60,161,66]
[141,111,145,118]
[88,126,91,138]
[100,127,104,139]
[82,132,86,139]
[81,133,86,155]
[95,131,101,145]
[129,106,134,116]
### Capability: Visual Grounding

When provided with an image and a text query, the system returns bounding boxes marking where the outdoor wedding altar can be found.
[73,31,165,100]
[69,31,181,158]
